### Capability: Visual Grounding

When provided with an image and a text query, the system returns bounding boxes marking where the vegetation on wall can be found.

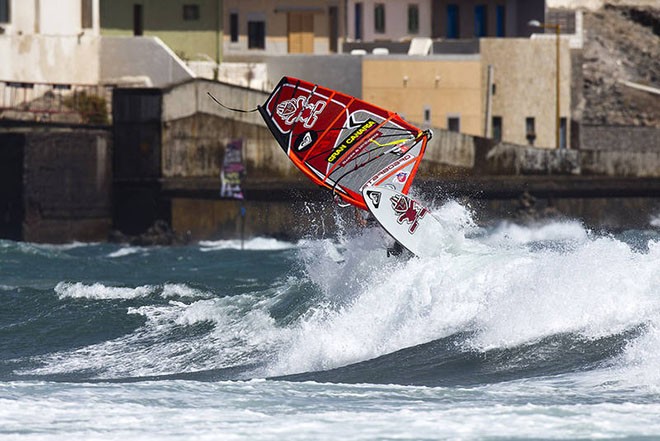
[63,92,110,125]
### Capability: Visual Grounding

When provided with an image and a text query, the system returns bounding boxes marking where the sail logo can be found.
[293,130,318,152]
[364,154,414,187]
[276,96,326,129]
[298,132,313,150]
[390,194,428,234]
[366,190,381,209]
[393,172,408,184]
[327,119,377,163]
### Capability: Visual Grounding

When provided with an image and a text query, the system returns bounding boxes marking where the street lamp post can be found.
[529,20,561,150]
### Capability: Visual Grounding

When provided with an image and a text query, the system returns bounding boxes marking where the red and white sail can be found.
[258,77,430,210]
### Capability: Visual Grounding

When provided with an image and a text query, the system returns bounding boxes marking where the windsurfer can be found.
[354,207,405,257]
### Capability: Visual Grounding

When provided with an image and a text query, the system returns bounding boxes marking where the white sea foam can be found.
[651,213,660,228]
[3,379,660,441]
[199,237,297,251]
[483,219,589,246]
[161,283,212,299]
[267,202,660,379]
[107,246,145,258]
[26,199,660,390]
[54,282,156,300]
[28,286,283,378]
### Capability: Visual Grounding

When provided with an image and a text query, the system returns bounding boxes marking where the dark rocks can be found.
[108,220,191,246]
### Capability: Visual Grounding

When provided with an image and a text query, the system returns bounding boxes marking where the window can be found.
[133,4,143,36]
[424,107,431,123]
[492,116,502,141]
[81,0,93,28]
[355,2,363,40]
[526,117,536,145]
[408,4,419,34]
[183,4,200,21]
[448,116,460,132]
[374,3,385,33]
[329,6,339,52]
[496,5,506,37]
[248,20,265,49]
[560,117,567,149]
[474,5,487,37]
[446,4,459,38]
[0,0,9,23]
[229,12,239,42]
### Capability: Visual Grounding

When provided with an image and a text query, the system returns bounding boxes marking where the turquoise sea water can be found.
[1,202,660,440]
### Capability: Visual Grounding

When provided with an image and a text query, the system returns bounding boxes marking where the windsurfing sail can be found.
[258,77,431,210]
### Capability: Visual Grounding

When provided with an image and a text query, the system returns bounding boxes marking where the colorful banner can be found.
[220,139,245,199]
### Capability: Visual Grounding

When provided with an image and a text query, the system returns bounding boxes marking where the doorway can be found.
[288,12,314,53]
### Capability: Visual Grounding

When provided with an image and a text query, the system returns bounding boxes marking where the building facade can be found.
[346,0,545,43]
[100,0,223,64]
[0,0,101,84]
[222,0,344,56]
[359,35,571,148]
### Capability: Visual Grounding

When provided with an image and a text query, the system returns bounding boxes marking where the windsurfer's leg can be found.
[387,241,404,257]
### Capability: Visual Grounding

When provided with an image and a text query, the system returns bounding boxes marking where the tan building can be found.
[363,55,483,136]
[360,36,571,149]
[223,0,344,56]
[481,38,572,149]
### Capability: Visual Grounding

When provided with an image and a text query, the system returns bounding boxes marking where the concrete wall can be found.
[579,125,660,151]
[171,198,350,241]
[485,142,581,175]
[266,55,363,98]
[0,128,112,243]
[423,129,478,170]
[160,79,296,180]
[580,150,660,177]
[101,36,194,87]
[0,35,101,84]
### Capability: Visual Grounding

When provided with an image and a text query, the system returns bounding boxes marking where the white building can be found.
[0,0,102,84]
[0,0,192,90]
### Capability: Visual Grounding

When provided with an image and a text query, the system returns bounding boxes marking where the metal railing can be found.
[0,80,114,125]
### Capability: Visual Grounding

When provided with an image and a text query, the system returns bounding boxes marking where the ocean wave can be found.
[54,282,157,300]
[199,237,298,251]
[107,246,147,258]
[265,211,660,380]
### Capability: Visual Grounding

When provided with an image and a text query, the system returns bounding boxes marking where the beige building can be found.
[363,56,483,136]
[481,38,571,149]
[222,0,344,56]
[360,37,571,149]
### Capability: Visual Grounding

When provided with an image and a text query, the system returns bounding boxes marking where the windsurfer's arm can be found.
[355,207,368,227]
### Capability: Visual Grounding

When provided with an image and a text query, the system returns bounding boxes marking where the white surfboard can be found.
[362,186,441,258]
